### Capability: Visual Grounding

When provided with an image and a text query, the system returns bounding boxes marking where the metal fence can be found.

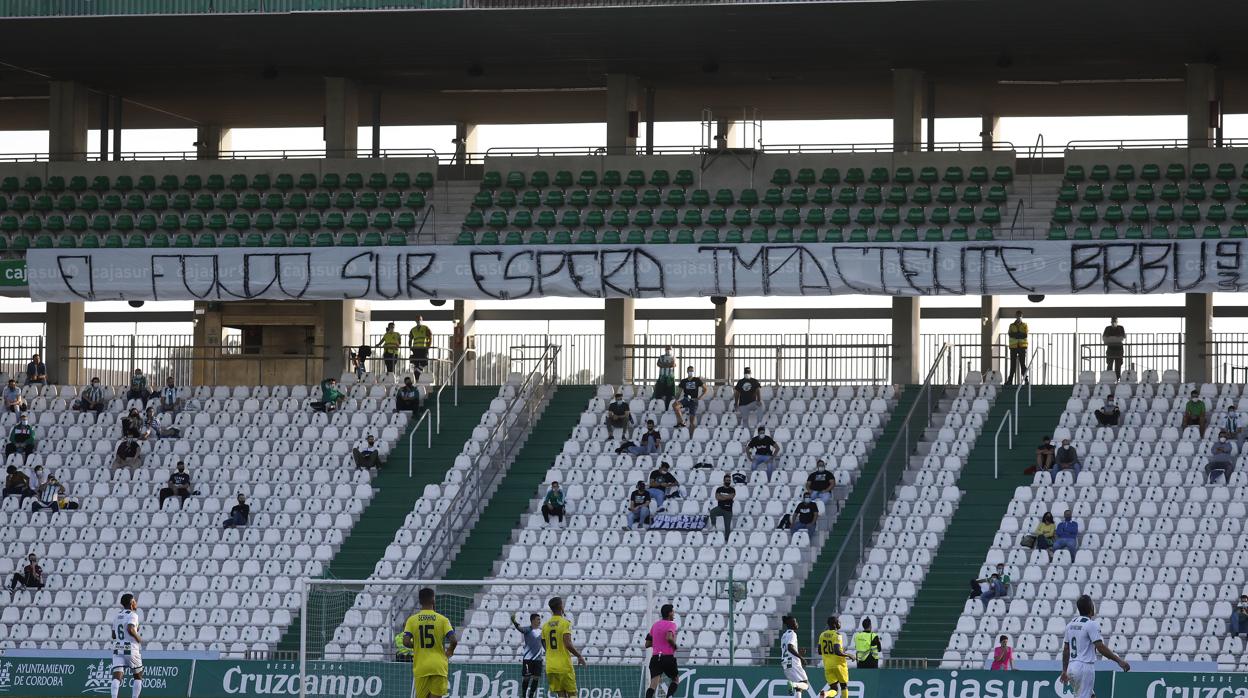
[622,333,893,385]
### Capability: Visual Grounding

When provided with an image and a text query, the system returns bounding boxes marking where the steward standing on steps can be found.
[409,316,434,382]
[1005,311,1029,386]
[853,617,882,669]
[377,322,402,374]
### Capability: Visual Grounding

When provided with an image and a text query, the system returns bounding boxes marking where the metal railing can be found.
[993,410,1013,479]
[412,344,560,578]
[1077,340,1183,380]
[435,349,476,435]
[64,342,329,387]
[406,408,433,477]
[806,342,954,652]
[619,337,892,386]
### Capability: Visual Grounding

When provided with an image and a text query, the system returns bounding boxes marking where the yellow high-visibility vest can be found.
[1007,321,1029,349]
[853,631,880,661]
[409,325,433,349]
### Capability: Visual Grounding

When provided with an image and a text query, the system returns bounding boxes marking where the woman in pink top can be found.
[645,604,680,698]
[991,634,1015,670]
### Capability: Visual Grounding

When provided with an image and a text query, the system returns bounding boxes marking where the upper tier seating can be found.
[456,164,1014,246]
[0,378,411,656]
[943,376,1248,671]
[0,166,433,250]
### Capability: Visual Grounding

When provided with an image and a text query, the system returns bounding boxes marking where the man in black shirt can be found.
[629,420,662,456]
[1028,436,1056,476]
[1103,317,1126,380]
[353,435,383,470]
[223,494,250,528]
[747,427,781,476]
[395,376,421,414]
[707,475,736,537]
[805,460,835,505]
[625,481,652,531]
[605,392,633,441]
[734,368,763,430]
[674,367,707,436]
[1094,398,1120,427]
[790,493,819,538]
[159,461,194,507]
[646,462,681,511]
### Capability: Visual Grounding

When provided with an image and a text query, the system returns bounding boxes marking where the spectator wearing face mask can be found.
[805,460,835,505]
[395,376,421,414]
[126,368,150,402]
[1182,390,1208,435]
[604,392,632,441]
[673,367,707,436]
[624,481,652,531]
[3,378,26,413]
[120,407,144,439]
[747,426,780,475]
[646,462,680,512]
[111,438,143,473]
[628,420,662,456]
[159,461,194,507]
[5,414,36,460]
[143,407,180,441]
[8,553,44,591]
[2,465,34,498]
[31,474,73,513]
[75,377,108,413]
[789,492,819,538]
[158,376,184,414]
[1053,439,1081,476]
[1053,509,1079,555]
[734,368,763,430]
[353,435,383,470]
[653,346,676,409]
[707,475,736,537]
[1207,431,1236,484]
[1094,398,1120,427]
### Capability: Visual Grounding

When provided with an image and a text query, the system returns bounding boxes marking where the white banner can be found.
[24,239,1248,302]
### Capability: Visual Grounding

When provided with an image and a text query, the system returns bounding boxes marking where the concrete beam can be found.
[892,69,925,152]
[324,77,360,158]
[454,300,477,386]
[603,298,635,385]
[45,302,85,385]
[605,73,638,155]
[981,113,999,152]
[195,124,232,160]
[1184,292,1212,382]
[1186,63,1217,148]
[48,81,89,161]
[980,295,1000,376]
[891,297,920,384]
[714,298,735,382]
[453,122,479,165]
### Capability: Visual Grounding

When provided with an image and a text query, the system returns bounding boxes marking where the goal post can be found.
[300,578,656,698]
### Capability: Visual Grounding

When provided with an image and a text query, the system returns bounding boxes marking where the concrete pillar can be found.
[1186,63,1217,148]
[980,295,1000,376]
[324,77,360,158]
[980,113,999,152]
[453,300,477,386]
[453,122,479,165]
[643,86,656,155]
[891,69,925,153]
[713,298,735,382]
[1184,293,1213,382]
[45,302,85,386]
[196,124,232,160]
[714,119,740,150]
[605,73,638,155]
[48,81,89,162]
[603,298,635,385]
[321,300,367,379]
[891,297,920,384]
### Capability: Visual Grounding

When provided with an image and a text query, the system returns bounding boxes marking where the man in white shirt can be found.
[780,615,816,698]
[1061,594,1130,698]
[110,592,145,698]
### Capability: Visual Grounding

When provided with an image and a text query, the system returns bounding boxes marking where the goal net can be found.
[301,579,656,698]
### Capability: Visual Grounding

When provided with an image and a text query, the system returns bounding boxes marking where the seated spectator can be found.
[540,482,566,527]
[6,413,36,459]
[1231,595,1248,637]
[159,461,194,508]
[24,354,46,386]
[111,438,143,472]
[1182,390,1208,434]
[31,474,70,512]
[805,460,835,505]
[1207,431,1236,484]
[7,553,44,591]
[1031,512,1057,559]
[2,465,34,498]
[1054,509,1079,555]
[972,573,1007,604]
[143,407,179,441]
[74,377,108,413]
[223,494,250,528]
[310,377,344,413]
[673,367,706,435]
[706,474,736,537]
[624,481,651,531]
[789,493,819,539]
[991,635,1015,671]
[604,392,632,441]
[28,464,47,491]
[3,378,26,413]
[1029,436,1055,475]
[627,420,662,456]
[1094,398,1120,427]
[126,367,150,402]
[352,435,383,470]
[120,407,143,439]
[993,563,1011,596]
[646,461,680,511]
[395,377,421,414]
[158,376,184,414]
[1053,439,1081,476]
[747,426,780,475]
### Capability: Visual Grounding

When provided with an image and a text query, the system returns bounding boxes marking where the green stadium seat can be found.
[924,228,943,242]
[1128,206,1149,224]
[1114,164,1135,182]
[1186,183,1207,202]
[886,186,907,206]
[333,192,354,211]
[834,188,856,207]
[646,229,669,244]
[342,173,362,191]
[975,228,995,241]
[43,176,65,194]
[275,174,295,192]
[1108,184,1129,203]
[1136,163,1159,182]
[115,214,134,232]
[207,214,228,232]
[622,170,644,188]
[512,211,533,229]
[869,167,889,185]
[1103,206,1124,225]
[819,168,841,185]
[68,176,89,193]
[791,168,814,187]
[1155,205,1176,223]
[413,172,433,191]
[1064,165,1085,183]
[274,213,297,231]
[862,187,883,206]
[1097,227,1118,240]
[1208,205,1228,223]
[943,166,964,184]
[987,186,1008,205]
[45,215,65,233]
[519,191,541,209]
[1201,225,1222,239]
[936,187,957,205]
[770,169,791,186]
[898,228,918,242]
[962,186,983,205]
[1176,225,1196,239]
[823,228,844,243]
[854,208,875,226]
[77,233,96,248]
[1191,163,1211,181]
[243,232,264,247]
[954,207,975,225]
[481,172,502,190]
[300,213,322,231]
[786,188,808,206]
[1231,226,1248,238]
[1212,183,1231,202]
[496,191,517,208]
[845,168,864,186]
[239,193,261,212]
[21,177,41,194]
[312,232,334,247]
[1234,205,1248,223]
[20,215,39,233]
[930,208,951,225]
[320,173,341,190]
[1072,226,1093,240]
[536,211,557,229]
[848,228,869,242]
[577,230,598,245]
[905,208,926,226]
[968,166,989,184]
[1047,226,1068,240]
[220,232,244,247]
[663,210,686,227]
[872,229,893,242]
[600,230,621,244]
[880,208,900,226]
[1076,206,1098,224]
[1088,164,1110,182]
[682,210,703,227]
[1084,184,1104,203]
[1159,183,1181,202]
[798,228,818,243]
[1164,163,1186,182]
[1180,205,1201,223]
[254,213,273,231]
[229,214,250,232]
[993,166,1013,184]
[54,194,76,213]
[720,228,741,243]
[912,187,932,206]
[393,213,415,231]
[0,178,17,195]
[805,209,826,227]
[30,194,52,213]
[290,232,311,247]
[30,233,53,248]
[893,167,914,185]
[829,209,851,226]
[1216,163,1237,181]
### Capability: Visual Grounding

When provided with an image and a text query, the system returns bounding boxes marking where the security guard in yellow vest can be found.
[852,617,881,669]
[376,322,402,374]
[1005,310,1029,386]
[409,315,433,380]
[394,630,414,662]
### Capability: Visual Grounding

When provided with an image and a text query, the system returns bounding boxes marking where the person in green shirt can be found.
[311,377,345,413]
[376,322,402,374]
[5,413,36,459]
[540,482,566,527]
[126,368,151,402]
[1182,390,1208,435]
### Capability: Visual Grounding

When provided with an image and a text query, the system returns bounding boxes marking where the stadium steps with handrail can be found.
[274,385,500,655]
[890,385,1070,661]
[783,384,922,655]
[444,385,596,580]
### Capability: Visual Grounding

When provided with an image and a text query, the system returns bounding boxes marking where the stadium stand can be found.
[0,376,413,656]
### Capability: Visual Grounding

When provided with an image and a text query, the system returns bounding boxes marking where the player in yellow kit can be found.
[402,588,458,698]
[541,597,586,698]
[817,616,850,698]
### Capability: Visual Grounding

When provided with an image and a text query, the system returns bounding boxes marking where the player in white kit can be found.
[110,593,144,698]
[1061,595,1129,698]
[779,616,817,698]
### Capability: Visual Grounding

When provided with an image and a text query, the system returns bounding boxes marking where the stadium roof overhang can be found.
[1,0,1246,131]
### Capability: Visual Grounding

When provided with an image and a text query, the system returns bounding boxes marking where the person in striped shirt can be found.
[75,378,108,413]
[158,377,184,414]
